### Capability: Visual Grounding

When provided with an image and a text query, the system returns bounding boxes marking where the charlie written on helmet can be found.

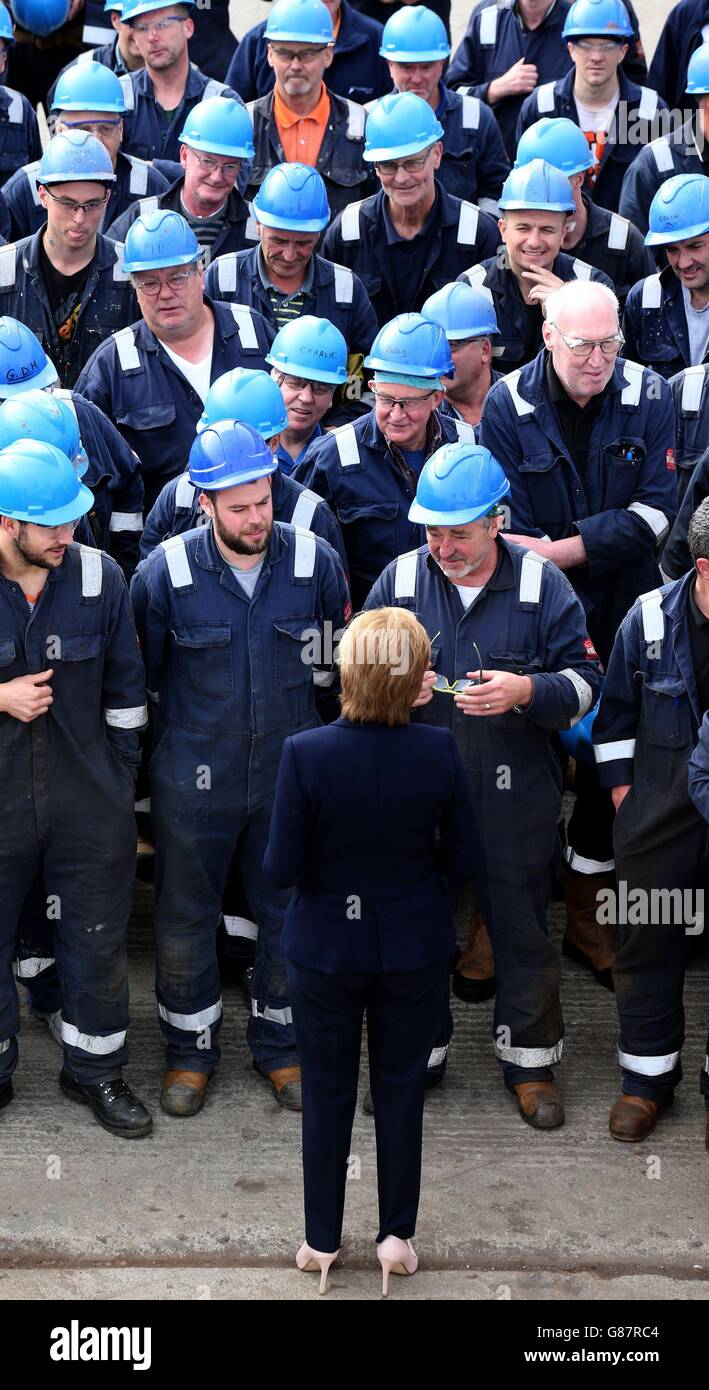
[179,98,255,161]
[252,163,330,233]
[645,173,709,247]
[188,419,278,491]
[266,316,348,384]
[0,439,93,525]
[379,6,450,63]
[363,91,443,163]
[515,117,594,178]
[197,369,288,439]
[364,313,454,378]
[0,390,89,478]
[123,209,202,271]
[0,319,58,398]
[422,282,499,340]
[409,441,510,526]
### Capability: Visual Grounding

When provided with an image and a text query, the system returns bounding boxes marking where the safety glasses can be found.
[430,633,484,694]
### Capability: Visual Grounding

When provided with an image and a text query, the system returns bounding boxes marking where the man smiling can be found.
[623,174,709,380]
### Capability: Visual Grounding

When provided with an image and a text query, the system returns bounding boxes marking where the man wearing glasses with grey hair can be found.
[479,278,677,1008]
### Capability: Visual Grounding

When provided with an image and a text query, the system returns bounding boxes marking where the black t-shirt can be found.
[383,192,439,315]
[39,241,92,353]
[545,353,609,485]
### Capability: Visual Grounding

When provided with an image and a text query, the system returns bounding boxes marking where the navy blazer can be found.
[264,717,490,973]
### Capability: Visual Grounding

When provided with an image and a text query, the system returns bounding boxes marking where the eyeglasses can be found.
[133,265,201,296]
[430,634,484,694]
[374,152,433,178]
[572,38,625,52]
[188,150,242,178]
[370,387,436,412]
[548,325,625,359]
[59,118,123,138]
[449,336,486,352]
[268,45,329,63]
[132,16,189,35]
[276,373,333,397]
[44,185,109,214]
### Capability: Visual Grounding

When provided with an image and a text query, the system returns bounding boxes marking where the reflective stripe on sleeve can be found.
[105,705,148,729]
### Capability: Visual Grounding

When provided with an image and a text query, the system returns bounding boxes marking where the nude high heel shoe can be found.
[295,1241,340,1294]
[376,1236,418,1296]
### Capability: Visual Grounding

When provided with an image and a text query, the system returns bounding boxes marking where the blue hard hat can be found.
[51,60,127,114]
[0,6,14,43]
[123,208,202,271]
[646,173,709,246]
[364,91,443,162]
[409,441,510,526]
[0,389,88,478]
[0,438,93,525]
[379,6,450,62]
[562,0,632,40]
[686,42,709,95]
[122,0,195,21]
[558,701,600,763]
[188,418,277,491]
[515,117,594,177]
[10,0,70,39]
[104,0,122,11]
[266,315,348,384]
[37,129,116,185]
[179,97,254,160]
[0,318,58,397]
[197,369,287,439]
[252,162,330,232]
[499,158,575,213]
[422,282,499,340]
[364,312,453,377]
[264,0,333,44]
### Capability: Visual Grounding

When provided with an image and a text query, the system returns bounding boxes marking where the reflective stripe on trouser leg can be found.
[240,808,297,1071]
[565,761,615,872]
[14,956,55,979]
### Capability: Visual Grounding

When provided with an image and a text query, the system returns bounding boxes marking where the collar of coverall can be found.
[191,515,285,574]
[426,534,516,590]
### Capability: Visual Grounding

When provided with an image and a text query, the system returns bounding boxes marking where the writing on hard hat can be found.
[0,438,93,525]
[11,0,70,40]
[123,208,202,271]
[365,313,454,378]
[179,97,255,161]
[188,418,278,491]
[0,389,88,477]
[515,117,594,178]
[197,369,288,439]
[409,442,510,527]
[253,163,330,232]
[266,316,348,384]
[499,158,575,214]
[38,129,117,185]
[379,6,450,62]
[686,42,709,96]
[422,282,499,340]
[264,0,334,45]
[51,61,127,114]
[122,0,195,23]
[363,91,444,163]
[0,318,58,397]
[645,173,709,247]
[561,0,633,41]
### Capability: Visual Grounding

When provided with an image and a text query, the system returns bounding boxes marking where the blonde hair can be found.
[339,607,430,727]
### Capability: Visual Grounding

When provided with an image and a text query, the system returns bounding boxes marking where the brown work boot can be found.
[506,1079,565,1130]
[253,1061,302,1111]
[563,866,618,990]
[452,902,496,1002]
[609,1093,673,1142]
[161,1069,211,1117]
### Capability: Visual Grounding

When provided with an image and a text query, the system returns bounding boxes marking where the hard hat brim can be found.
[378,45,450,60]
[364,135,441,162]
[180,134,255,159]
[253,205,329,232]
[2,479,94,526]
[0,358,59,398]
[265,28,333,42]
[188,458,278,490]
[645,217,709,246]
[499,197,574,213]
[122,247,203,271]
[51,99,126,113]
[408,498,503,525]
[265,352,345,383]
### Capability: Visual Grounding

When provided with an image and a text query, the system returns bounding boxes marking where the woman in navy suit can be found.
[264,606,491,1295]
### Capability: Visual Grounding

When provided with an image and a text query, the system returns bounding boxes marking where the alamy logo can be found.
[50,1322,151,1371]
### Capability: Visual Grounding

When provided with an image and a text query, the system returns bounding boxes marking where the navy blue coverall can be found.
[0,230,138,390]
[379,82,510,211]
[118,66,240,164]
[647,0,709,110]
[669,364,709,503]
[0,85,41,189]
[564,198,655,306]
[0,544,147,1087]
[623,265,708,382]
[75,298,275,512]
[245,88,375,224]
[619,119,704,239]
[366,538,602,1083]
[129,521,351,1074]
[322,182,501,327]
[105,177,256,265]
[594,573,709,1105]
